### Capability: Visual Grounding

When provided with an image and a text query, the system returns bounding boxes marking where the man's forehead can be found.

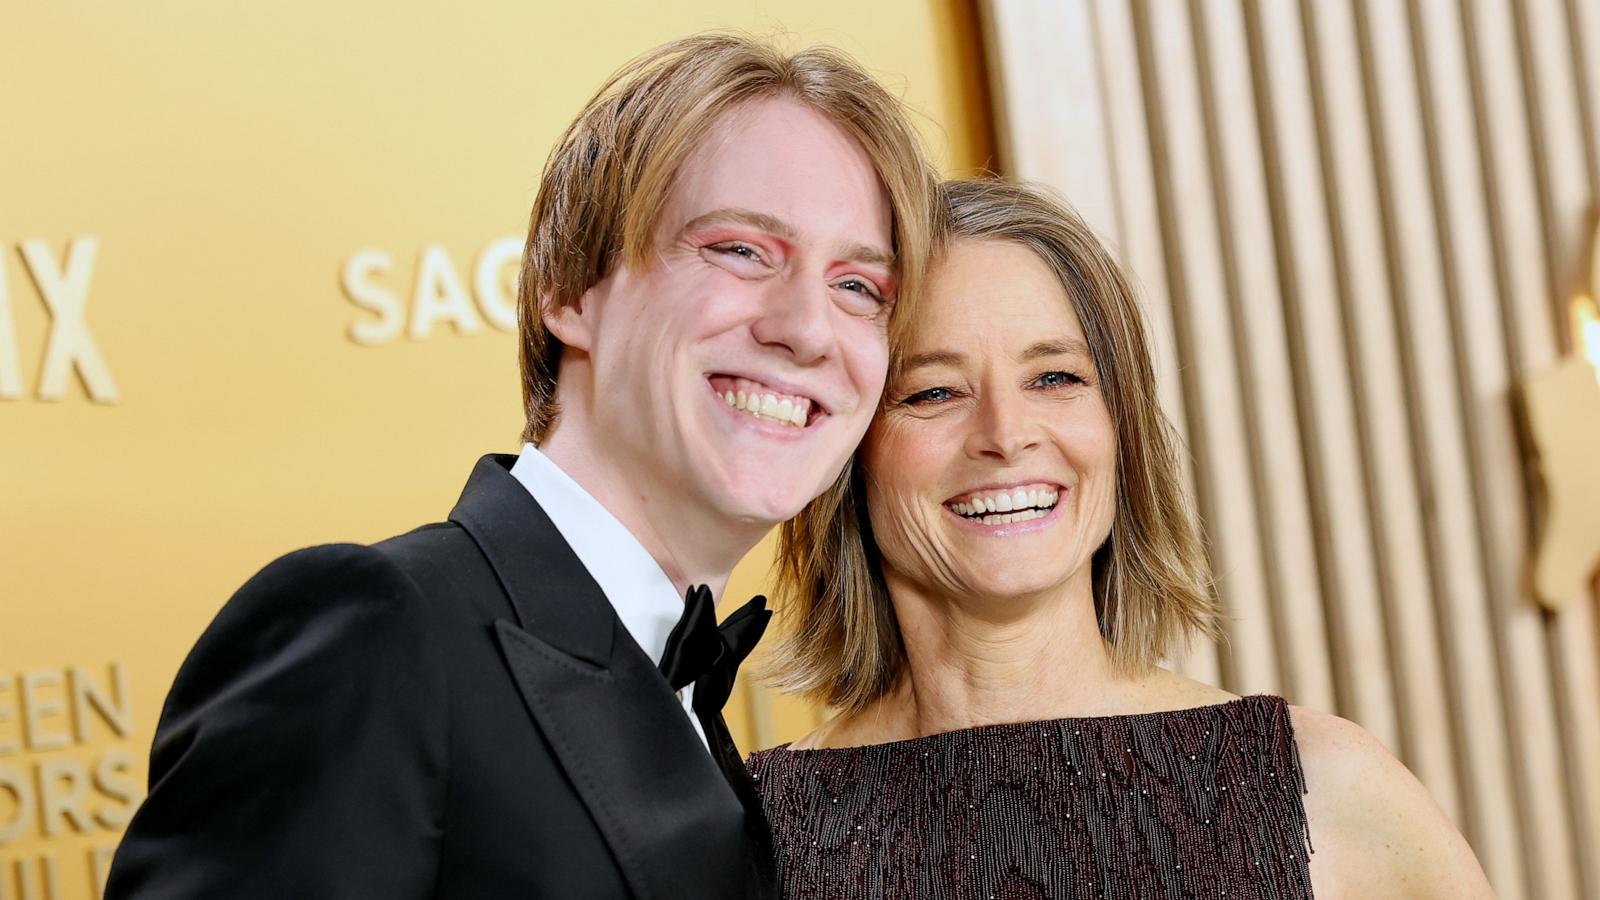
[657,98,894,255]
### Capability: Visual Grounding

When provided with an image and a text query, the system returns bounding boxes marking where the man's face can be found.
[550,96,896,528]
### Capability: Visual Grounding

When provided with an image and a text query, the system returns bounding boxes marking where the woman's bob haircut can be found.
[765,178,1219,715]
[517,32,938,444]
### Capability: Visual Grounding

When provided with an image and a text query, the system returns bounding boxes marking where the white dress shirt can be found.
[508,443,708,748]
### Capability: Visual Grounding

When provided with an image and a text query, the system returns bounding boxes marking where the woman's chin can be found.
[953,570,1075,605]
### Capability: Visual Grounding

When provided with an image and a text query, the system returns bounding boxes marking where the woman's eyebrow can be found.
[899,350,965,373]
[1019,338,1091,361]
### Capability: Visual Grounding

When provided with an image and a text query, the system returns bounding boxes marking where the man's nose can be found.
[964,389,1042,461]
[749,277,836,365]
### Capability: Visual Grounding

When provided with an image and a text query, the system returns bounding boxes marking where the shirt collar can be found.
[507,443,684,666]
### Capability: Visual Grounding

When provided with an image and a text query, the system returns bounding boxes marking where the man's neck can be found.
[536,428,764,600]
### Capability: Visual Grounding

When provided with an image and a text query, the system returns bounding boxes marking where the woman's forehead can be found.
[903,239,1087,357]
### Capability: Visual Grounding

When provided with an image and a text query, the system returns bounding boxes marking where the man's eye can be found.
[902,386,954,405]
[710,242,763,263]
[836,277,884,302]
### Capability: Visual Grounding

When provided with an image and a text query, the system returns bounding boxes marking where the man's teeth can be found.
[722,389,810,428]
[951,487,1060,523]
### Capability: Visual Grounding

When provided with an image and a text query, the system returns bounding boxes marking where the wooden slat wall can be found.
[1302,0,1461,816]
[1139,0,1283,694]
[980,1,1600,897]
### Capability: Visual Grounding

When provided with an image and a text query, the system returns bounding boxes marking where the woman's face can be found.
[862,238,1119,605]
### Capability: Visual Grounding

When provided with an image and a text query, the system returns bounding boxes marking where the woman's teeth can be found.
[722,389,810,428]
[951,487,1060,525]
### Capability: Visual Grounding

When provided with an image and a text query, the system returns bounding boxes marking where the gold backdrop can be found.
[0,3,992,896]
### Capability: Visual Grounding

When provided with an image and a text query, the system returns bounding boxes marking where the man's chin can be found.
[705,480,823,529]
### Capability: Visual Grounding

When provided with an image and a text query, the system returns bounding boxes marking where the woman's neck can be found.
[836,568,1147,744]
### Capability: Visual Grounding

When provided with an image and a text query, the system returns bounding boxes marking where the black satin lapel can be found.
[495,620,748,900]
[453,454,762,898]
[449,455,612,665]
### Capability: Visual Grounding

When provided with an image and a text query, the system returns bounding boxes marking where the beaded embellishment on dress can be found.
[747,695,1313,900]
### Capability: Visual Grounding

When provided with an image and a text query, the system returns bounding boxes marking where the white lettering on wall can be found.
[410,245,481,339]
[473,238,521,332]
[341,250,403,346]
[340,239,521,345]
[19,238,117,403]
[0,237,116,403]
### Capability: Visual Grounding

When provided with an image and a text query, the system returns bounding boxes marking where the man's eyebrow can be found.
[681,207,894,269]
[1020,338,1092,361]
[680,208,799,242]
[840,241,895,271]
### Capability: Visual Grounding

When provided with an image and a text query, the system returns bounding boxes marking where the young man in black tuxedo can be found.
[105,33,935,900]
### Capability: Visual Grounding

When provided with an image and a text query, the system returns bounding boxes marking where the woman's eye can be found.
[1035,370,1084,388]
[902,386,954,405]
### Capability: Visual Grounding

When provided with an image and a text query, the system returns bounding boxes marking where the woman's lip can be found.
[942,480,1066,505]
[943,488,1068,535]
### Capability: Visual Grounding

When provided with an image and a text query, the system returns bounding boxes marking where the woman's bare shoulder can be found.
[786,726,826,751]
[1139,667,1237,709]
[1289,706,1495,899]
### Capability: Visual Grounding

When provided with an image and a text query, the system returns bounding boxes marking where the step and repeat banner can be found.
[0,3,991,896]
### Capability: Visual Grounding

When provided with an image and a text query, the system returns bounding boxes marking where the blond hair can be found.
[517,33,938,443]
[767,178,1220,714]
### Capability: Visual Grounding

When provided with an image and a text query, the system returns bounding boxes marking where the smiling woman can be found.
[764,179,1217,715]
[750,178,1494,900]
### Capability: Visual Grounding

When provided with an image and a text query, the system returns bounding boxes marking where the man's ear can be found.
[541,289,596,352]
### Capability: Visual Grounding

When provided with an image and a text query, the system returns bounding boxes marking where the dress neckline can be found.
[765,694,1266,756]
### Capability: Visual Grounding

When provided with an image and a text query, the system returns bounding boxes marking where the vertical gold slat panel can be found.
[1300,0,1461,819]
[1517,0,1595,335]
[1462,2,1600,889]
[1356,0,1526,892]
[1463,0,1562,366]
[1501,0,1600,888]
[1546,529,1600,897]
[1088,0,1220,685]
[1572,0,1600,188]
[980,0,1119,241]
[1136,0,1279,694]
[1225,0,1376,725]
[1411,1,1578,894]
[1193,0,1336,711]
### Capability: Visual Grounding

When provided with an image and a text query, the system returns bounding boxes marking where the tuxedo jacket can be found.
[107,454,774,899]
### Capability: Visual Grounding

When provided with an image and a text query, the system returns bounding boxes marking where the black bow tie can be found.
[657,584,776,885]
[658,585,771,716]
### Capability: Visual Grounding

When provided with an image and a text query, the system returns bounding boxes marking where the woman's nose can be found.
[963,390,1041,461]
[749,277,836,365]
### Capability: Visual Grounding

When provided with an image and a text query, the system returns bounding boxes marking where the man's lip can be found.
[705,378,829,431]
[705,371,831,415]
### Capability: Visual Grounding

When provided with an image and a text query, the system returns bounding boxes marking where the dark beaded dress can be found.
[746,695,1313,900]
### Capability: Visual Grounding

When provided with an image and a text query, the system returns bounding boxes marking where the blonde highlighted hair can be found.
[767,178,1220,714]
[517,33,938,443]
